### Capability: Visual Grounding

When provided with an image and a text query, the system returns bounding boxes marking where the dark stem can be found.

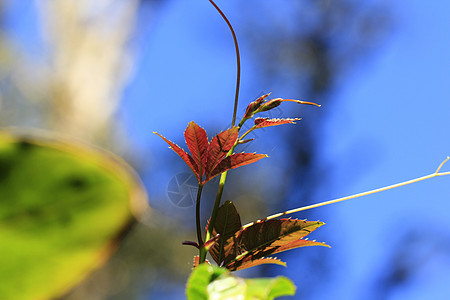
[206,173,227,238]
[195,184,204,247]
[208,0,241,126]
[200,142,239,264]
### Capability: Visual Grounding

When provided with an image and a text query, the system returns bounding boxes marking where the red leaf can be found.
[153,132,200,182]
[205,127,239,181]
[254,118,301,129]
[209,153,267,181]
[185,122,209,180]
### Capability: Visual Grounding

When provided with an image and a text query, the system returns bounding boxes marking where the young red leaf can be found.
[222,219,329,271]
[185,121,209,179]
[153,132,200,182]
[205,127,239,181]
[207,201,242,265]
[254,118,301,129]
[209,153,267,181]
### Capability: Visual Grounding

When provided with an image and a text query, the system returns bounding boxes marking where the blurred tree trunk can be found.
[0,0,140,144]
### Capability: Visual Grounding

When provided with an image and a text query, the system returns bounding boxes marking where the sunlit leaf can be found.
[205,127,239,182]
[185,121,208,179]
[153,131,200,182]
[186,263,227,300]
[206,274,246,299]
[210,153,267,179]
[224,219,329,271]
[254,118,301,129]
[156,122,267,185]
[245,276,296,299]
[0,130,147,300]
[207,202,327,272]
[231,257,286,270]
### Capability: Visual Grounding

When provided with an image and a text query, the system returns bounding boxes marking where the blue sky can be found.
[127,1,450,299]
[320,1,450,299]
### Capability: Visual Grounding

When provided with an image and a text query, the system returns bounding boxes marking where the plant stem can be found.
[199,0,242,264]
[200,170,228,263]
[195,184,204,247]
[208,0,241,127]
[199,143,240,263]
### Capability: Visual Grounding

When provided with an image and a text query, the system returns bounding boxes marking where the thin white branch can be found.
[242,157,450,229]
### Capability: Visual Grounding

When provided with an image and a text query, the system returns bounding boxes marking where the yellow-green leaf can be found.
[0,130,147,300]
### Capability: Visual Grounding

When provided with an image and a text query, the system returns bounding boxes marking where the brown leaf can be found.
[223,219,329,271]
[231,257,286,270]
[208,201,242,265]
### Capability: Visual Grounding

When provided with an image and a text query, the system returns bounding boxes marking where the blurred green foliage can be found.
[186,263,296,300]
[0,131,145,300]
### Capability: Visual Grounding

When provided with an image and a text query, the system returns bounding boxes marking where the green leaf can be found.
[245,276,296,299]
[207,275,247,299]
[186,263,227,300]
[187,264,296,300]
[0,131,147,300]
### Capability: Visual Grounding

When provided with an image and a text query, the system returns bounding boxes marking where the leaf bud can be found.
[243,93,270,119]
[258,98,282,112]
